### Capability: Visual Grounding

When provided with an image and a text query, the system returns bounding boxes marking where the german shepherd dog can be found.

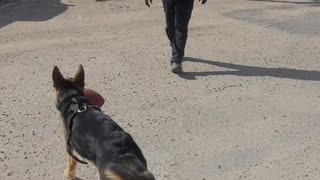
[52,65,155,180]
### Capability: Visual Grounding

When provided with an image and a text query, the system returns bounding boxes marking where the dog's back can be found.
[72,108,154,180]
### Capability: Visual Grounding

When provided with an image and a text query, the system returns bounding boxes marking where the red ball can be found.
[83,88,105,108]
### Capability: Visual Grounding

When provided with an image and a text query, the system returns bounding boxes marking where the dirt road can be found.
[1,0,320,179]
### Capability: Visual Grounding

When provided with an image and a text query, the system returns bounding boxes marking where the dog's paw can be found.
[64,177,74,180]
[73,178,83,180]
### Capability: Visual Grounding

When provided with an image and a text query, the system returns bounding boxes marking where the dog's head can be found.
[52,65,85,105]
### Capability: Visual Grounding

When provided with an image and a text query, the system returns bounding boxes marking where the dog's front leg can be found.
[64,155,77,180]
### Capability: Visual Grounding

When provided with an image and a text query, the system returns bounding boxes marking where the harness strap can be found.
[66,105,101,164]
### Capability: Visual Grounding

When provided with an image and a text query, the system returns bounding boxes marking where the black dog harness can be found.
[67,103,101,164]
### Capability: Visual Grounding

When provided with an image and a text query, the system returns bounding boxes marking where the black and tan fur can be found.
[52,65,155,180]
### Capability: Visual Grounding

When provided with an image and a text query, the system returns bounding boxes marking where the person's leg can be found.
[172,0,194,64]
[162,0,187,73]
[162,0,176,48]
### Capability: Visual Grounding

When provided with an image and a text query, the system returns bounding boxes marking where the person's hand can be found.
[199,0,207,4]
[145,0,152,7]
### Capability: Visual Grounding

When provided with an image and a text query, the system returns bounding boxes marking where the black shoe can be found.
[171,62,182,74]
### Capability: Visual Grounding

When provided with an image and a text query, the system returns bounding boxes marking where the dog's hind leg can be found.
[64,155,77,180]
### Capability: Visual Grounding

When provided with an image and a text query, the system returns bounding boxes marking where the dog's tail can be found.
[111,167,155,180]
[100,165,155,180]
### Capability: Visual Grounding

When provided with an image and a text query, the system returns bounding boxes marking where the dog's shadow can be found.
[179,57,320,81]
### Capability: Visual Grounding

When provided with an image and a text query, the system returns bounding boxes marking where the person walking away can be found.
[145,0,207,73]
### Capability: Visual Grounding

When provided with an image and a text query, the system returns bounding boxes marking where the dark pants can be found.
[162,0,194,64]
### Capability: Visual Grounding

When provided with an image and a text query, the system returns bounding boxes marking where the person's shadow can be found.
[0,0,71,29]
[179,57,320,81]
[248,0,320,6]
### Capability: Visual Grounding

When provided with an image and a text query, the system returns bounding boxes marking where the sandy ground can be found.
[1,0,320,179]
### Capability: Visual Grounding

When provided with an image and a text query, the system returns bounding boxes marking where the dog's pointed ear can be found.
[73,64,85,87]
[52,66,65,88]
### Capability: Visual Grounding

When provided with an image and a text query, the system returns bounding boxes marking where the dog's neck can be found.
[57,88,88,120]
